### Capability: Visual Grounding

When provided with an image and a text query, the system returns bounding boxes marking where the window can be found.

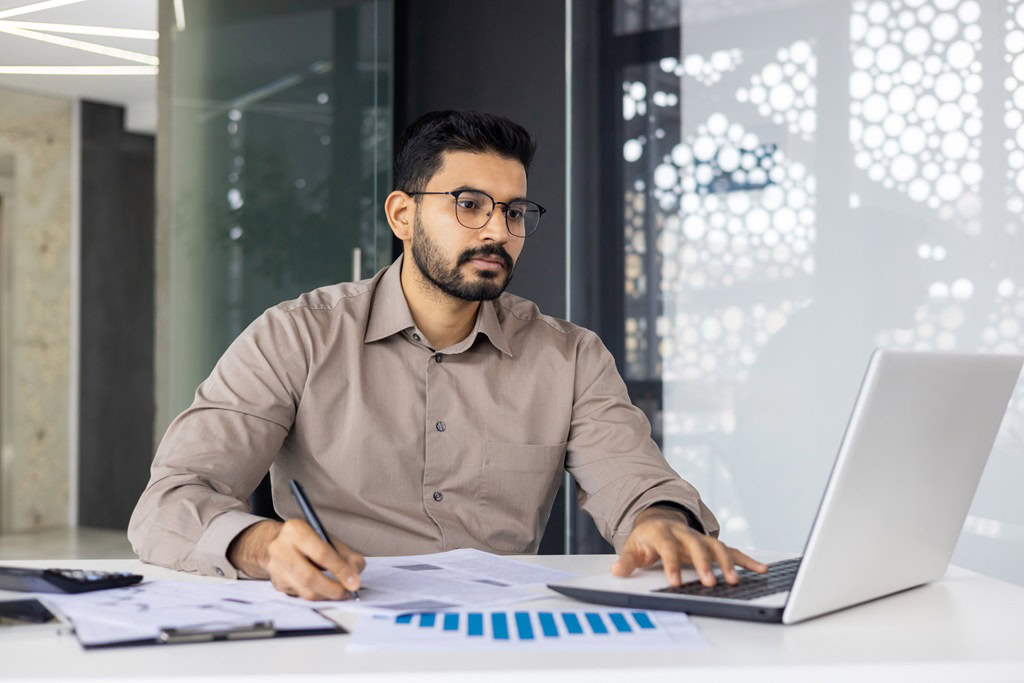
[569,0,1024,583]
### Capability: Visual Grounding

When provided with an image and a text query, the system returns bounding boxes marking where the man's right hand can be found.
[227,519,365,601]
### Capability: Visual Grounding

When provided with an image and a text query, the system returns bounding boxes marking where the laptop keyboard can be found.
[653,556,803,601]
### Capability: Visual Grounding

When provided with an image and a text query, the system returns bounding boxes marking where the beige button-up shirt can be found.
[129,255,719,578]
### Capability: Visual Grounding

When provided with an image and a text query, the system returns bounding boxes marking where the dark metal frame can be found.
[407,189,546,237]
[560,2,682,553]
[594,4,680,448]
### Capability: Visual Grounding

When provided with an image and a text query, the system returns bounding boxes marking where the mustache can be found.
[457,245,514,270]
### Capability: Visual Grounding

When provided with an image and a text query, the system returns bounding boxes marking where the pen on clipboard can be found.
[288,479,360,601]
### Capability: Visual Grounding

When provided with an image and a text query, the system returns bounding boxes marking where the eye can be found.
[457,198,480,210]
[506,208,524,220]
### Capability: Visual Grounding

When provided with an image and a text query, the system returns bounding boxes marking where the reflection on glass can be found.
[167,1,392,417]
[615,0,681,35]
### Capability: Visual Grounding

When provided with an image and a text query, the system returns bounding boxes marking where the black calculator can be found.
[0,566,143,594]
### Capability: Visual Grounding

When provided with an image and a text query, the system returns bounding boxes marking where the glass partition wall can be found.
[163,0,392,422]
[568,0,1024,583]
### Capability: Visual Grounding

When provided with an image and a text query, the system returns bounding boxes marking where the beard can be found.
[411,213,516,302]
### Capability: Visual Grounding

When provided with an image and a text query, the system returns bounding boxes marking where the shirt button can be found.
[435,353,443,363]
[433,491,444,502]
[436,421,446,432]
[413,333,421,342]
[215,567,224,577]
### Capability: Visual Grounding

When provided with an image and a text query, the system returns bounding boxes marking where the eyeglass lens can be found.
[454,191,542,237]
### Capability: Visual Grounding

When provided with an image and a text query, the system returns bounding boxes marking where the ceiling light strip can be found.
[0,65,157,75]
[0,24,159,65]
[0,0,86,20]
[0,20,158,40]
[173,0,185,31]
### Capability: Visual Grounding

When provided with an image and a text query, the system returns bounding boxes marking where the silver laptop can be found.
[549,349,1023,624]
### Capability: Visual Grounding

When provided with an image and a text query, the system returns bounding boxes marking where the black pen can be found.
[289,479,360,601]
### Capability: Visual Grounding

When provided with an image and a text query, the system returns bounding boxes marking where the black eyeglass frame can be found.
[407,189,547,237]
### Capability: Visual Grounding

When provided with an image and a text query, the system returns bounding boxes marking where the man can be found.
[129,110,766,601]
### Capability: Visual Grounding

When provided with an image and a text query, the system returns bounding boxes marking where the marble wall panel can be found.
[0,87,72,532]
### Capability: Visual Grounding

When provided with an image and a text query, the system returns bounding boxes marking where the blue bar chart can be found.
[347,608,708,651]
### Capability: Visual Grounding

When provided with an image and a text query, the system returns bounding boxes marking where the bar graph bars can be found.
[395,609,660,641]
[348,607,708,651]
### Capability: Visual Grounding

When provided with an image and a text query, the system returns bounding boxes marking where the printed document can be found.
[39,549,579,645]
[215,547,578,612]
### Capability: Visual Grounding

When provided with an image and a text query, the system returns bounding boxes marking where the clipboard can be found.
[75,615,346,649]
[36,578,349,650]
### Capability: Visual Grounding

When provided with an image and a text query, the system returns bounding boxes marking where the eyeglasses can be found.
[408,188,546,238]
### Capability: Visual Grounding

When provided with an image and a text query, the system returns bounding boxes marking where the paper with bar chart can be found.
[347,608,708,651]
[210,548,575,615]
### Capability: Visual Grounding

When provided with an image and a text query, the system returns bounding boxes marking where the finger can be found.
[707,538,739,584]
[633,542,661,569]
[675,529,716,586]
[330,534,367,574]
[287,559,349,601]
[611,544,639,577]
[278,545,349,601]
[652,536,684,587]
[295,529,363,592]
[730,548,770,574]
[270,576,297,598]
[267,526,349,600]
[279,520,363,591]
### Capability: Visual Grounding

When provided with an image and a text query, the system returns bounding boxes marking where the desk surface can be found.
[2,555,1023,683]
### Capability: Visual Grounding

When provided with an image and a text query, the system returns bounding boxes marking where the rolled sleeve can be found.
[565,331,720,553]
[646,500,709,535]
[128,305,309,576]
[193,511,268,579]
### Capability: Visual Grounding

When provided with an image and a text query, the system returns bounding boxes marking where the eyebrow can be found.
[451,185,529,203]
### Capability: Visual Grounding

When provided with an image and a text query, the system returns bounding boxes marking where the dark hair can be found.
[393,110,537,193]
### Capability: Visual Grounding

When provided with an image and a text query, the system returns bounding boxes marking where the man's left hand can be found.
[611,506,768,587]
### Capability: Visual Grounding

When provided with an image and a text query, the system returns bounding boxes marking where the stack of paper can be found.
[214,548,577,613]
[37,549,579,647]
[36,550,707,652]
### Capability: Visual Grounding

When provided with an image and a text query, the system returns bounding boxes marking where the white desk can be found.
[2,555,1023,682]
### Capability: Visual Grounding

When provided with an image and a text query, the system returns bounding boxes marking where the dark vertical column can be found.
[79,101,155,529]
[332,4,369,281]
[568,0,617,554]
[392,0,567,318]
[393,0,568,552]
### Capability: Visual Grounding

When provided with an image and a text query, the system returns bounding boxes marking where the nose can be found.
[478,203,509,243]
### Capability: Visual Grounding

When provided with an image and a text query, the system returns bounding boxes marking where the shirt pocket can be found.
[474,441,567,553]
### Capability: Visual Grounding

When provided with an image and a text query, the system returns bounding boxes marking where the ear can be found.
[385,190,414,242]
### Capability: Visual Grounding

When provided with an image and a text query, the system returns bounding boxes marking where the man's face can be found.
[410,150,528,302]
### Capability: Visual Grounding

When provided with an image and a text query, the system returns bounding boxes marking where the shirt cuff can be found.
[610,483,721,553]
[646,501,706,534]
[193,510,267,580]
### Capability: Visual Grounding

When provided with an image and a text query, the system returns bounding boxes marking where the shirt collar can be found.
[363,255,415,343]
[363,254,513,357]
[475,291,513,357]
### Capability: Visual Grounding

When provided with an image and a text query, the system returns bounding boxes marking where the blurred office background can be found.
[0,0,1022,586]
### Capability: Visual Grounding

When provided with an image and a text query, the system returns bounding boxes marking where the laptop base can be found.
[549,584,786,623]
